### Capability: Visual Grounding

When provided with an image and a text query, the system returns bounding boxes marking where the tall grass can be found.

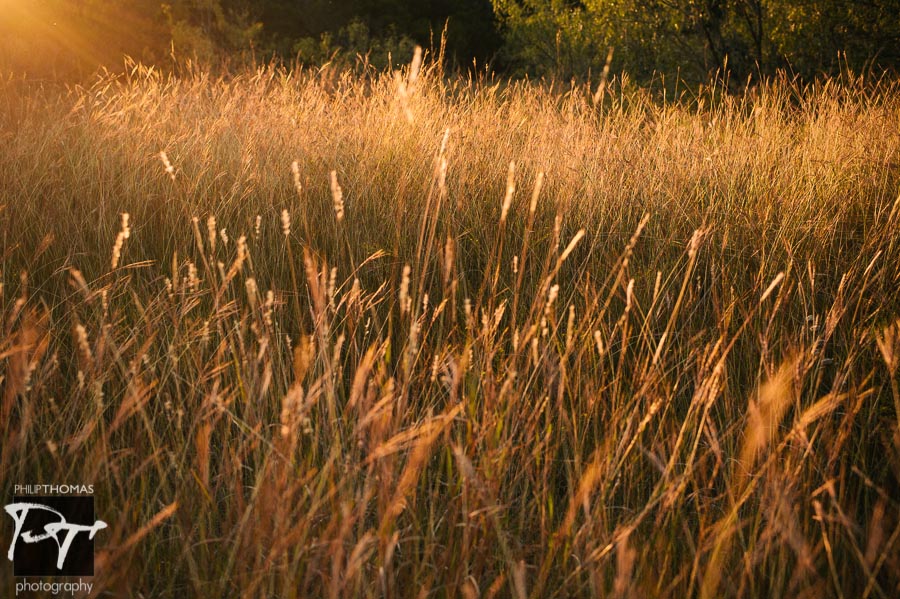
[1,58,899,597]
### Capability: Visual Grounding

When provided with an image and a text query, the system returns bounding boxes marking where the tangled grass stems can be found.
[1,57,899,597]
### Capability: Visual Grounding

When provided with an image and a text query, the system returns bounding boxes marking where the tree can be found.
[162,0,262,63]
[490,0,900,83]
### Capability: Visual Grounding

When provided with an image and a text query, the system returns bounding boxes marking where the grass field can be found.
[2,57,900,597]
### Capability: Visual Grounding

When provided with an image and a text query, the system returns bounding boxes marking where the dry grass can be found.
[1,58,900,597]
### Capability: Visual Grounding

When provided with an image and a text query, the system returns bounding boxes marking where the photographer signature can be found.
[5,502,107,570]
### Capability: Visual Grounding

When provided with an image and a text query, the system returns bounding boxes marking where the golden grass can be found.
[1,58,900,597]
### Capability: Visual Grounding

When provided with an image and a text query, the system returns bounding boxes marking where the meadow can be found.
[1,56,900,597]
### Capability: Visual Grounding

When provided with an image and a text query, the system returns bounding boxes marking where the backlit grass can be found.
[1,59,899,597]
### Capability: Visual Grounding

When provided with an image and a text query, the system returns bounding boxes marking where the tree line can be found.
[2,0,898,81]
